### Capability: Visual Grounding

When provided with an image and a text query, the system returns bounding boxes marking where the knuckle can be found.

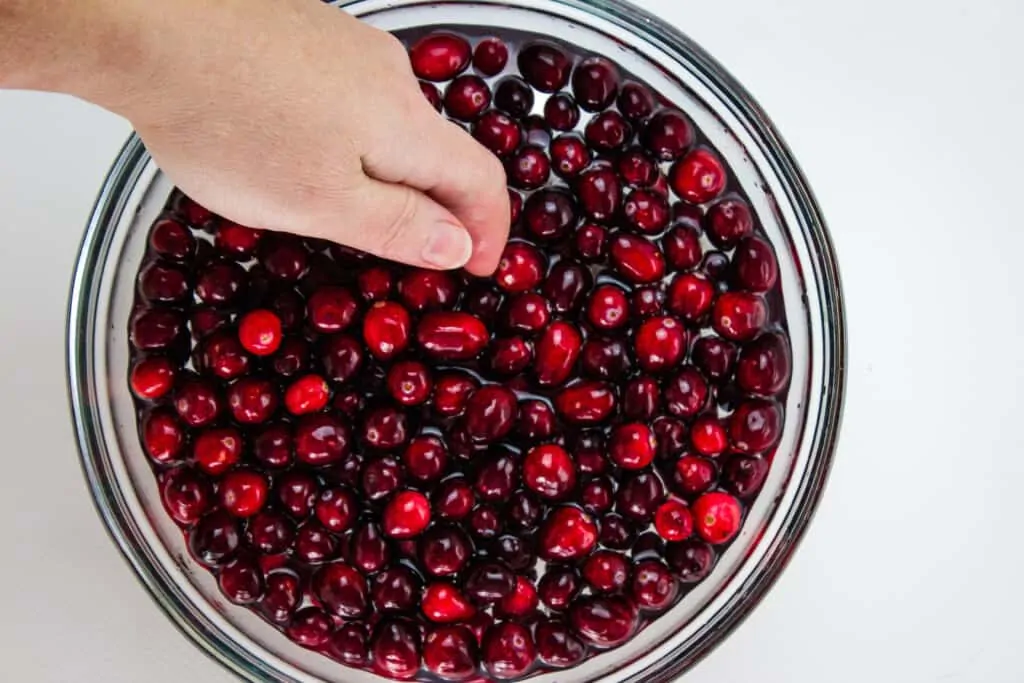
[377,188,419,252]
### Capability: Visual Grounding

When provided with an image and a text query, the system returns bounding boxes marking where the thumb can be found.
[316,175,474,270]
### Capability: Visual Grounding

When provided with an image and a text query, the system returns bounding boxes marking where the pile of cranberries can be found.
[127,27,791,682]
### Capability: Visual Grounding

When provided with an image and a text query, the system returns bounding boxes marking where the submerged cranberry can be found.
[482,622,535,679]
[287,607,333,649]
[161,468,212,525]
[569,596,637,648]
[424,626,477,680]
[507,145,551,190]
[618,82,656,122]
[576,167,622,221]
[736,332,791,395]
[572,57,619,111]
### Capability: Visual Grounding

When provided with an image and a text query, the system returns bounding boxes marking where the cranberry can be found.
[576,167,622,221]
[507,145,551,190]
[137,261,189,304]
[544,135,590,180]
[572,57,619,111]
[670,148,727,204]
[216,556,263,604]
[692,491,743,544]
[372,566,421,614]
[422,582,476,623]
[723,453,769,498]
[445,75,492,121]
[712,292,768,342]
[534,321,582,386]
[473,110,522,157]
[161,467,212,525]
[267,289,305,331]
[130,356,176,400]
[664,366,709,418]
[667,272,716,322]
[356,266,393,302]
[421,81,442,111]
[463,385,517,442]
[363,301,412,360]
[617,148,659,188]
[498,575,538,617]
[276,471,318,519]
[464,562,515,604]
[295,521,338,564]
[617,82,655,122]
[474,37,508,75]
[370,619,422,680]
[518,42,570,92]
[508,490,544,530]
[313,562,368,619]
[536,619,585,668]
[642,110,694,161]
[399,269,459,312]
[690,415,728,457]
[285,606,333,649]
[294,413,350,466]
[543,262,592,315]
[189,511,240,567]
[315,487,356,533]
[633,315,686,372]
[522,189,576,242]
[622,189,670,234]
[692,336,738,384]
[652,415,688,459]
[504,292,550,334]
[569,596,637,648]
[609,233,665,284]
[482,622,535,679]
[410,33,471,81]
[434,479,475,521]
[130,308,182,350]
[539,506,597,560]
[705,197,754,248]
[198,332,249,380]
[581,550,629,594]
[474,453,518,502]
[246,510,295,554]
[508,189,523,225]
[148,218,195,260]
[736,332,791,395]
[383,490,432,539]
[673,454,718,498]
[516,399,556,441]
[586,284,629,331]
[620,376,658,420]
[190,307,231,340]
[544,92,579,131]
[631,560,678,612]
[259,569,301,623]
[400,435,446,482]
[663,224,703,270]
[554,381,616,424]
[174,377,222,428]
[608,422,657,470]
[732,236,779,292]
[616,472,666,522]
[195,261,245,307]
[432,372,478,418]
[352,522,390,574]
[599,513,632,549]
[574,223,608,261]
[282,374,329,416]
[418,312,490,360]
[469,505,502,539]
[362,455,404,500]
[237,309,283,356]
[493,76,534,119]
[142,408,186,464]
[226,376,278,425]
[418,526,471,577]
[329,623,370,667]
[729,398,783,453]
[219,469,268,518]
[538,568,580,612]
[463,284,505,323]
[522,444,576,500]
[386,360,433,407]
[490,336,533,375]
[578,477,612,514]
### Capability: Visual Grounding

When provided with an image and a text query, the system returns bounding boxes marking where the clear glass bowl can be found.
[66,0,846,681]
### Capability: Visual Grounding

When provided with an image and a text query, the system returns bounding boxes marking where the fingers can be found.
[304,175,474,270]
[361,96,510,275]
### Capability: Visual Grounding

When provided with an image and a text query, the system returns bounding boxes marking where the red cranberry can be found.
[445,75,492,121]
[295,521,338,564]
[469,505,502,540]
[690,415,728,457]
[432,372,478,418]
[633,315,686,372]
[313,562,368,619]
[246,510,295,554]
[569,595,637,648]
[463,385,518,443]
[652,415,688,460]
[586,284,629,331]
[536,619,586,668]
[522,189,576,241]
[421,81,442,111]
[673,454,718,498]
[267,289,305,331]
[574,222,608,262]
[410,33,471,81]
[424,626,477,681]
[654,499,694,541]
[538,568,580,612]
[362,455,404,500]
[498,575,538,617]
[723,453,769,498]
[736,332,791,395]
[616,472,666,522]
[218,556,264,604]
[371,619,422,679]
[286,606,333,649]
[190,307,230,340]
[504,292,550,334]
[579,477,612,514]
[493,76,534,119]
[195,261,246,307]
[599,513,632,549]
[418,312,490,361]
[198,332,249,380]
[315,487,356,533]
[226,376,277,425]
[433,479,475,521]
[352,522,390,574]
[189,511,240,567]
[663,224,703,270]
[161,467,212,525]
[219,471,267,519]
[464,562,515,604]
[631,560,678,612]
[543,261,592,315]
[463,284,505,323]
[399,435,445,482]
[283,374,329,416]
[398,269,459,313]
[507,490,543,530]
[663,366,710,418]
[518,42,570,92]
[363,301,411,360]
[130,308,182,350]
[508,189,523,225]
[418,525,471,577]
[371,566,421,613]
[585,111,631,152]
[581,336,633,384]
[692,335,738,384]
[608,422,657,470]
[383,490,432,539]
[475,453,519,502]
[572,57,619,111]
[329,623,370,667]
[539,506,597,560]
[474,37,508,75]
[137,261,189,304]
[130,357,175,400]
[422,582,476,623]
[617,82,655,122]
[705,197,754,248]
[473,110,522,157]
[617,147,659,188]
[630,287,664,320]
[149,218,195,261]
[670,148,727,204]
[609,233,666,284]
[667,271,716,322]
[732,236,779,292]
[275,471,318,520]
[261,569,301,623]
[516,400,556,441]
[544,92,579,130]
[623,189,670,234]
[490,336,533,375]
[522,444,576,500]
[576,167,622,221]
[214,221,261,257]
[534,321,582,387]
[385,360,432,407]
[234,309,281,357]
[582,550,630,593]
[712,292,768,341]
[729,398,783,453]
[692,491,743,544]
[507,145,551,190]
[142,408,186,464]
[294,413,351,466]
[642,110,694,160]
[174,377,222,428]
[554,381,616,425]
[356,266,392,302]
[482,622,535,679]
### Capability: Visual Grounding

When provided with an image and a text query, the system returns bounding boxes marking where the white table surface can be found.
[2,0,1022,680]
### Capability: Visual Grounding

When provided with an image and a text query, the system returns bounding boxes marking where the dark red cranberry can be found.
[673,454,718,498]
[198,332,249,380]
[670,148,727,204]
[361,455,403,501]
[579,477,613,514]
[547,135,591,179]
[432,373,478,419]
[586,283,629,331]
[149,218,195,261]
[523,189,576,242]
[736,332,791,395]
[617,147,659,188]
[507,145,550,190]
[469,505,502,540]
[398,435,445,482]
[663,224,703,270]
[642,110,694,161]
[214,221,261,258]
[433,479,475,521]
[493,76,534,119]
[516,400,556,442]
[224,376,276,425]
[474,37,508,75]
[217,556,264,604]
[410,33,471,81]
[313,562,368,619]
[534,321,582,387]
[463,284,505,324]
[398,270,459,313]
[585,111,631,152]
[663,366,710,418]
[314,335,360,385]
[292,413,350,466]
[351,522,390,574]
[463,385,518,443]
[576,167,622,221]
[732,236,779,292]
[712,292,768,342]
[580,336,632,380]
[723,453,769,498]
[189,307,230,340]
[631,560,678,612]
[544,92,579,130]
[419,312,492,362]
[295,521,338,564]
[702,250,731,282]
[543,263,592,316]
[189,511,240,567]
[692,491,743,544]
[617,82,655,122]
[582,549,630,593]
[569,595,637,647]
[195,261,246,307]
[363,406,411,450]
[276,471,319,519]
[629,286,663,320]
[536,619,586,668]
[538,568,580,612]
[423,626,477,680]
[464,562,515,604]
[507,490,543,530]
[314,487,356,533]
[174,377,222,428]
[522,114,552,147]
[130,308,182,350]
[137,261,189,304]
[705,197,754,248]
[652,415,688,460]
[160,467,212,525]
[489,336,532,375]
[609,233,665,284]
[691,335,738,384]
[574,222,608,262]
[421,81,442,111]
[473,110,522,157]
[539,506,597,560]
[623,189,670,234]
[522,444,576,500]
[607,422,656,470]
[270,336,309,378]
[518,42,571,92]
[245,510,295,555]
[667,271,716,322]
[554,381,616,425]
[445,75,492,121]
[386,360,432,407]
[572,57,619,111]
[599,513,632,549]
[482,622,535,679]
[729,398,783,453]
[258,570,301,624]
[356,266,393,302]
[286,606,333,649]
[371,619,422,679]
[504,292,550,335]
[142,408,186,464]
[372,566,421,614]
[329,623,370,667]
[418,525,471,577]
[363,301,412,360]
[616,472,666,522]
[474,453,518,502]
[266,289,305,331]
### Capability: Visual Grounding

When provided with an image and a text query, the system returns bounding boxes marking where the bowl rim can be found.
[66,0,846,681]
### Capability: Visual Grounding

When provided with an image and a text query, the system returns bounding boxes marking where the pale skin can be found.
[0,0,510,273]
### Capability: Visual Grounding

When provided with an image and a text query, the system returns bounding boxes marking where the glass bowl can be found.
[66,0,846,681]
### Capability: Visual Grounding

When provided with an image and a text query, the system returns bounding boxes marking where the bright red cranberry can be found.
[313,562,368,619]
[363,301,412,360]
[667,271,716,322]
[504,292,550,335]
[142,408,186,464]
[582,550,630,593]
[410,33,471,81]
[573,222,608,262]
[736,332,791,395]
[246,510,295,554]
[189,511,240,567]
[569,595,637,648]
[618,82,655,122]
[130,357,175,400]
[690,415,728,457]
[518,42,570,92]
[630,286,665,319]
[670,148,727,204]
[383,490,431,539]
[673,454,718,498]
[421,81,442,111]
[642,110,694,160]
[173,377,221,428]
[705,197,754,248]
[729,398,783,453]
[130,308,182,350]
[191,426,240,475]
[554,381,616,425]
[417,311,491,361]
[654,499,694,542]
[473,110,521,157]
[469,505,502,539]
[372,619,422,679]
[474,37,508,75]
[463,385,517,443]
[522,444,576,500]
[423,626,477,681]
[294,413,351,466]
[733,236,779,292]
[235,309,281,357]
[608,423,657,470]
[198,331,249,380]
[421,582,476,623]
[533,322,581,387]
[692,335,738,384]
[585,111,631,152]
[631,560,678,612]
[663,224,703,270]
[489,336,532,376]
[282,374,329,416]
[493,76,534,119]
[623,189,670,234]
[539,506,597,560]
[432,372,478,417]
[383,360,431,406]
[712,291,768,341]
[633,315,686,372]
[616,472,666,522]
[586,283,629,330]
[314,487,356,533]
[226,376,277,424]
[723,453,769,498]
[609,233,665,284]
[482,622,535,679]
[305,286,357,334]
[445,75,492,121]
[160,467,212,525]
[195,261,246,307]
[535,619,585,668]
[148,218,195,261]
[507,145,550,190]
[576,167,622,221]
[572,56,619,111]
[137,261,189,304]
[498,575,539,617]
[692,491,743,544]
[664,366,710,418]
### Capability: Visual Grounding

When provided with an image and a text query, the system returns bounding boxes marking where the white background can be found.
[1,0,1022,680]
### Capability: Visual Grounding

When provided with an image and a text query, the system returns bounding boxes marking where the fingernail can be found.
[422,221,473,269]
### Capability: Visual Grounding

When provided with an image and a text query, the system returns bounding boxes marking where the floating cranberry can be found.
[473,110,522,157]
[161,467,212,525]
[523,444,576,499]
[663,224,703,271]
[572,57,619,111]
[399,269,459,312]
[573,223,608,261]
[736,332,791,395]
[617,147,659,188]
[352,522,390,574]
[363,301,411,360]
[723,453,769,498]
[329,623,370,667]
[226,376,277,425]
[609,233,665,284]
[705,197,754,248]
[235,309,281,357]
[652,415,688,459]
[690,415,728,457]
[618,82,656,122]
[732,236,779,292]
[417,312,489,361]
[623,189,670,234]
[283,374,329,415]
[673,454,718,498]
[522,189,576,241]
[199,332,249,380]
[667,271,716,322]
[195,261,246,306]
[372,566,422,614]
[420,81,442,111]
[175,377,222,428]
[246,511,295,555]
[490,336,533,376]
[294,413,351,466]
[729,398,783,453]
[217,556,264,605]
[482,622,536,679]
[504,292,550,335]
[130,356,176,400]
[383,490,432,539]
[411,33,471,81]
[670,148,727,204]
[538,568,580,612]
[542,261,592,315]
[498,575,538,617]
[137,261,189,304]
[631,560,678,612]
[314,562,368,619]
[664,366,709,418]
[608,422,657,470]
[315,487,356,533]
[518,42,570,92]
[507,145,550,190]
[586,284,629,331]
[692,336,738,384]
[130,308,182,350]
[493,76,534,119]
[469,506,502,540]
[371,619,422,679]
[190,307,231,340]
[295,521,338,564]
[432,372,478,418]
[149,218,195,261]
[423,626,477,681]
[464,561,515,604]
[642,110,694,160]
[189,510,240,567]
[474,37,508,75]
[554,381,616,424]
[387,360,433,407]
[634,316,686,372]
[142,408,186,464]
[599,513,632,549]
[569,596,637,648]
[463,385,518,442]
[286,606,333,649]
[576,167,622,221]
[616,472,666,522]
[712,292,768,341]
[692,491,743,544]
[536,619,586,668]
[654,499,694,542]
[539,506,597,560]
[356,266,393,302]
[362,455,404,501]
[422,582,476,623]
[445,75,492,121]
[544,93,579,130]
